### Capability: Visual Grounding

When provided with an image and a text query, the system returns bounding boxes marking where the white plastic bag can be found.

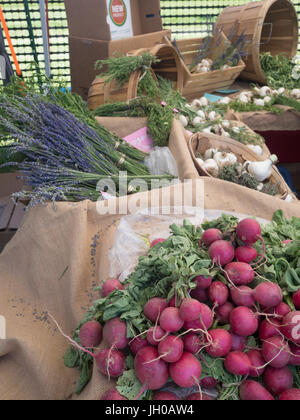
[144,146,179,177]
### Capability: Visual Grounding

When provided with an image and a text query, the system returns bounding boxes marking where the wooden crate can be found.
[172,31,245,101]
[215,0,299,84]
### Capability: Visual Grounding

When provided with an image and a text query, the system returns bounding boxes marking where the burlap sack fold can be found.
[0,178,299,400]
[227,106,300,132]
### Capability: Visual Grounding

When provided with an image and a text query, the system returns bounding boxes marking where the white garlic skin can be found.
[232,126,240,134]
[208,111,219,121]
[222,120,231,129]
[214,151,237,169]
[257,183,264,191]
[254,98,265,107]
[204,148,218,160]
[291,89,300,99]
[285,194,293,203]
[202,159,219,177]
[193,116,204,126]
[202,126,213,134]
[192,99,202,108]
[260,86,272,97]
[219,97,231,105]
[247,144,263,156]
[197,110,206,119]
[264,96,272,104]
[278,87,285,95]
[179,115,189,128]
[196,158,204,165]
[199,97,209,107]
[239,94,249,104]
[246,155,278,182]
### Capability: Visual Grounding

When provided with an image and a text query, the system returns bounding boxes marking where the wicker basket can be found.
[188,131,292,200]
[215,0,299,84]
[167,31,245,101]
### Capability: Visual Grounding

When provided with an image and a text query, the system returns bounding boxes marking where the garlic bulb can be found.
[259,86,272,97]
[291,89,300,99]
[185,104,192,109]
[204,148,218,160]
[285,194,293,203]
[221,64,230,70]
[201,59,211,68]
[257,183,264,192]
[193,116,204,126]
[196,158,204,165]
[254,98,265,107]
[199,97,209,107]
[239,94,249,104]
[179,115,189,127]
[208,111,219,121]
[198,66,209,73]
[253,87,261,95]
[214,151,237,169]
[219,97,231,105]
[278,87,285,95]
[202,126,213,134]
[232,126,240,134]
[222,120,231,129]
[192,99,202,108]
[247,144,263,156]
[197,110,206,119]
[202,159,219,177]
[245,155,278,182]
[222,131,231,137]
[272,90,279,96]
[264,96,272,104]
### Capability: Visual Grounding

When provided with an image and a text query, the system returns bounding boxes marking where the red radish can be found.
[289,343,300,366]
[205,329,232,357]
[236,246,258,264]
[247,349,265,377]
[79,321,102,348]
[216,302,234,324]
[208,281,229,306]
[263,366,293,396]
[259,319,281,340]
[147,326,167,346]
[160,307,184,333]
[183,303,213,331]
[225,262,255,286]
[129,336,148,355]
[150,238,165,248]
[191,287,208,303]
[279,389,300,400]
[193,275,212,290]
[201,229,223,247]
[169,352,202,388]
[200,377,217,389]
[282,240,292,245]
[103,317,128,350]
[134,346,169,391]
[187,393,214,400]
[179,298,204,322]
[230,307,259,337]
[101,278,123,298]
[144,298,168,323]
[208,240,235,266]
[262,336,291,368]
[293,289,300,309]
[168,296,176,307]
[158,335,184,363]
[224,351,251,376]
[95,349,125,378]
[231,333,247,352]
[254,282,283,308]
[236,218,261,245]
[281,311,300,344]
[153,392,179,400]
[101,388,127,400]
[230,286,255,307]
[274,303,291,318]
[239,380,274,400]
[183,333,203,354]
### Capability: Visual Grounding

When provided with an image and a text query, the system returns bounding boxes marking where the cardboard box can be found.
[65,0,163,41]
[69,30,171,99]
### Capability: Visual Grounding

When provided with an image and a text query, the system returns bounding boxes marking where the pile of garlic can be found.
[197,147,278,189]
[195,58,232,73]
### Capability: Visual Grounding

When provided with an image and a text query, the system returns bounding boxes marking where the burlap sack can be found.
[227,106,300,132]
[0,177,300,400]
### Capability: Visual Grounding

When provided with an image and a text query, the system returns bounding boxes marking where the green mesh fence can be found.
[1,0,300,83]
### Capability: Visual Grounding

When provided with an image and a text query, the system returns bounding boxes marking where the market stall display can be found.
[0,0,300,403]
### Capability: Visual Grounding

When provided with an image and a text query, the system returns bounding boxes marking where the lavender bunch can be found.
[0,94,172,206]
[211,30,249,71]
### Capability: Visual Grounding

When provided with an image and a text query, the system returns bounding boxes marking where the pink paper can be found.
[123,126,154,153]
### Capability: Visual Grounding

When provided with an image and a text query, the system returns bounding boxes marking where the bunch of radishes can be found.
[75,217,300,401]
